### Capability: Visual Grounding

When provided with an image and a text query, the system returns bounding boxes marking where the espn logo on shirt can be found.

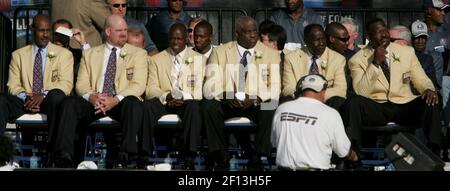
[280,112,318,125]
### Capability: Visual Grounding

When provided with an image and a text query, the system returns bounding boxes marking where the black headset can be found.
[294,74,328,98]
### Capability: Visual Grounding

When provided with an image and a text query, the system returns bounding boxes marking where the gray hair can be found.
[340,17,359,33]
[390,25,412,45]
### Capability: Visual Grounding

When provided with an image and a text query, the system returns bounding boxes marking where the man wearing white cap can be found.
[271,74,358,170]
[411,20,440,93]
[423,0,449,88]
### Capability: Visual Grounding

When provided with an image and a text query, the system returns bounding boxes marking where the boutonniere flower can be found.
[254,51,263,60]
[392,53,400,63]
[120,51,127,59]
[185,57,194,65]
[47,51,56,60]
[321,60,327,69]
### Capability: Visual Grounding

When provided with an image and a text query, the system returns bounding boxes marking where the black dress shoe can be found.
[183,157,196,171]
[113,152,129,169]
[54,152,74,168]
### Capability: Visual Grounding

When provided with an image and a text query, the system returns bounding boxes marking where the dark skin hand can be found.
[166,93,184,108]
[372,41,388,67]
[422,89,439,106]
[24,93,44,112]
[242,94,261,110]
[222,91,243,109]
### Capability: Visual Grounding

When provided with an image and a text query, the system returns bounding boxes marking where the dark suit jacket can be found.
[416,51,439,90]
[344,48,356,97]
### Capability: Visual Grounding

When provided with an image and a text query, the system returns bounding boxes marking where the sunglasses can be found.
[188,28,194,33]
[334,36,350,42]
[112,3,127,8]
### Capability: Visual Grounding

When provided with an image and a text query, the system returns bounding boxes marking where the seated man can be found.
[127,27,145,49]
[282,24,347,111]
[192,20,214,58]
[52,19,90,93]
[410,20,440,93]
[51,15,148,168]
[143,23,206,170]
[271,74,358,170]
[348,18,441,156]
[0,15,73,140]
[202,16,280,170]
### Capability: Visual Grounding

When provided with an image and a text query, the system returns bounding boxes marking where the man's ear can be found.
[105,28,111,37]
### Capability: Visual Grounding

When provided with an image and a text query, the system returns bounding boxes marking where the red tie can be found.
[32,48,43,94]
[102,47,117,96]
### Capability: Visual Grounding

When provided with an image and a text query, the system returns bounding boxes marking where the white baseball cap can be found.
[411,20,429,38]
[423,0,449,10]
[298,74,328,93]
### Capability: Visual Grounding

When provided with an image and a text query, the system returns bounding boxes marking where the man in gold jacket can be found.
[347,18,442,157]
[143,23,207,170]
[202,16,281,170]
[0,15,73,141]
[52,15,148,168]
[282,24,347,110]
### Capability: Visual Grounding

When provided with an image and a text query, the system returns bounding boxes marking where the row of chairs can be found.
[10,112,256,168]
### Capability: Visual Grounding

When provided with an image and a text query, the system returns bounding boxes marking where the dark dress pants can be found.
[52,95,143,160]
[142,98,202,156]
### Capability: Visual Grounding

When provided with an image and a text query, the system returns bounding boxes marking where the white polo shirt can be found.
[271,97,351,170]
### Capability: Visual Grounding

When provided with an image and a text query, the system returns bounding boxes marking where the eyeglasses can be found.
[112,3,127,8]
[188,28,194,33]
[333,36,350,42]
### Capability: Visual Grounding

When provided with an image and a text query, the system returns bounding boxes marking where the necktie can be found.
[380,61,390,82]
[32,48,43,94]
[240,50,250,67]
[238,50,250,92]
[102,47,117,96]
[309,55,319,75]
[171,55,183,99]
[280,51,285,79]
[171,55,182,91]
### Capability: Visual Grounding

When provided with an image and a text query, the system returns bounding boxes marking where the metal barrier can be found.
[127,7,247,45]
[12,6,49,50]
[12,6,246,49]
[254,7,423,45]
[12,6,424,50]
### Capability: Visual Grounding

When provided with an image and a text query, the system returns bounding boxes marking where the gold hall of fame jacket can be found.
[282,47,346,100]
[146,48,207,102]
[76,43,148,100]
[203,41,281,102]
[348,42,435,104]
[8,42,74,96]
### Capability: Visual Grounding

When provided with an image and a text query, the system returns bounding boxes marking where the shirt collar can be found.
[306,48,322,59]
[33,44,48,53]
[204,45,213,58]
[105,42,122,53]
[237,43,254,57]
[170,46,187,61]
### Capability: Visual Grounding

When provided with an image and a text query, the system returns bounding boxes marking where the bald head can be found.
[105,14,128,47]
[32,14,51,47]
[236,16,258,49]
[169,23,187,54]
